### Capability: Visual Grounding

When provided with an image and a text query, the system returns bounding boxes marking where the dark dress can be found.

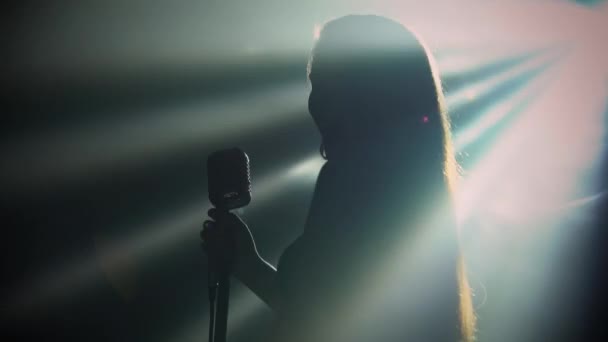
[273,154,463,342]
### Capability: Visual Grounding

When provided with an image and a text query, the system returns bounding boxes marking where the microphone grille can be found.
[207,148,251,210]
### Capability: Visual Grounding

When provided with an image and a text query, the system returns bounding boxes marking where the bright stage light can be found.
[445,49,562,111]
[453,56,560,153]
[437,46,546,78]
[457,48,606,225]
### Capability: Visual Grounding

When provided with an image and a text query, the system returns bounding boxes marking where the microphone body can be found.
[207,148,251,210]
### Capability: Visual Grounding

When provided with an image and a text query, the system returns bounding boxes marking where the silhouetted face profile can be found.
[308,15,447,162]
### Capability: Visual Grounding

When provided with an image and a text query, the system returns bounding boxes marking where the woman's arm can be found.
[234,255,281,312]
[203,208,281,312]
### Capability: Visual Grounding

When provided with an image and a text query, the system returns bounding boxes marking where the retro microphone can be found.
[205,148,251,342]
[208,148,252,211]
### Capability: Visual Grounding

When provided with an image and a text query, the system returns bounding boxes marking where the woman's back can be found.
[274,154,463,342]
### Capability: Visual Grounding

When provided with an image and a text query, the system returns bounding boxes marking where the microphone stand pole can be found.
[214,270,230,342]
[208,207,232,342]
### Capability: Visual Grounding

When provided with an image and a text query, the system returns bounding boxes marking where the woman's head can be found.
[308,15,451,168]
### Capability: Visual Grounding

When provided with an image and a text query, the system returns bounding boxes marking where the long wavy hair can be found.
[307,15,476,341]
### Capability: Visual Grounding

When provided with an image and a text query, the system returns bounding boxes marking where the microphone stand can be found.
[214,271,230,342]
[207,207,233,342]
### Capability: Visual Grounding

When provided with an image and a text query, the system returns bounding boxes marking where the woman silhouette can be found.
[204,15,476,342]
